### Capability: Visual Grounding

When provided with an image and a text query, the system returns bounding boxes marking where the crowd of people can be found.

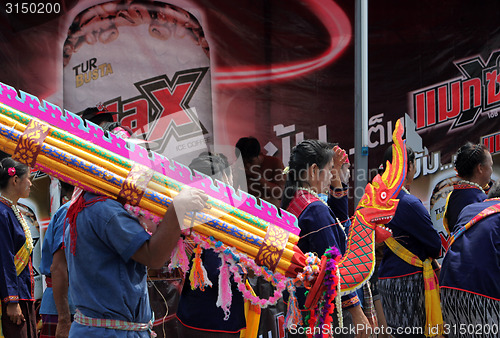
[0,108,497,338]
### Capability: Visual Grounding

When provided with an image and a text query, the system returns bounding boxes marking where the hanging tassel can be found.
[216,254,233,320]
[285,281,302,330]
[168,238,190,274]
[189,245,212,291]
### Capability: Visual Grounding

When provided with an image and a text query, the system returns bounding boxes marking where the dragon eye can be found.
[380,191,387,199]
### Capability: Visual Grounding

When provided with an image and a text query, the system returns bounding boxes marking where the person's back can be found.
[378,190,442,278]
[440,199,500,298]
[53,104,209,336]
[444,185,487,233]
[440,182,500,338]
[64,194,152,336]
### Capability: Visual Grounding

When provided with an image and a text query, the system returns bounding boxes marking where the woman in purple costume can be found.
[443,142,493,234]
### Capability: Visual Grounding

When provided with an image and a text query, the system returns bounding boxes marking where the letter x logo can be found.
[454,51,500,128]
[134,67,209,153]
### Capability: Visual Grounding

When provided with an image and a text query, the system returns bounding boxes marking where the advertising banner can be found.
[63,0,213,165]
[1,0,500,336]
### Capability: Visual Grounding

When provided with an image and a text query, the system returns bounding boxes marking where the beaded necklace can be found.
[458,180,485,194]
[297,187,327,206]
[297,187,345,231]
[0,194,33,251]
[336,268,343,327]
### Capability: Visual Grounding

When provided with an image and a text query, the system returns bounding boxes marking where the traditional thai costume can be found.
[440,199,500,338]
[0,198,36,338]
[443,182,487,234]
[286,188,360,334]
[378,189,442,337]
[39,202,76,338]
[64,193,153,337]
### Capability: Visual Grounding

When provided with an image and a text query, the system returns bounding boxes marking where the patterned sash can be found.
[0,197,33,274]
[14,241,32,275]
[74,310,156,336]
[384,237,443,337]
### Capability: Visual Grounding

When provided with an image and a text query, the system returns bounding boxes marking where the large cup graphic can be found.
[63,0,212,165]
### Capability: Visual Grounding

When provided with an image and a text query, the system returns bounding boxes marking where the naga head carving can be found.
[356,119,407,243]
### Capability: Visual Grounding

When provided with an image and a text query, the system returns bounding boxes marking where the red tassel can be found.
[66,192,85,256]
[65,191,109,256]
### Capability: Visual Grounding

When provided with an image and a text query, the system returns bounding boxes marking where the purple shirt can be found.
[379,190,441,278]
[0,201,34,303]
[445,185,487,233]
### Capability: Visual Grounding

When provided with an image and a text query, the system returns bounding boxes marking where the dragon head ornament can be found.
[358,119,407,243]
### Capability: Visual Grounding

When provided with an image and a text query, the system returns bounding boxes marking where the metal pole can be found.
[354,0,369,206]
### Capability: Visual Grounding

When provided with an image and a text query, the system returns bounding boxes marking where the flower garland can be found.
[0,195,33,251]
[458,179,486,194]
[124,204,162,234]
[187,230,287,308]
[306,247,342,337]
